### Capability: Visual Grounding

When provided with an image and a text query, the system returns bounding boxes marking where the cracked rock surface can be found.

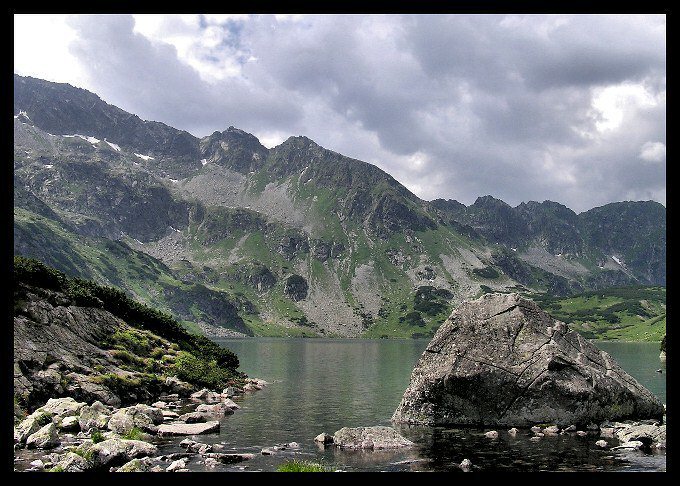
[392,293,664,427]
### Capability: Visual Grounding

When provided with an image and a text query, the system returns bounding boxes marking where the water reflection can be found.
[204,338,665,472]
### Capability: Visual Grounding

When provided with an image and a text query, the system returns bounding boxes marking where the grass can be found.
[276,460,331,472]
[532,286,666,342]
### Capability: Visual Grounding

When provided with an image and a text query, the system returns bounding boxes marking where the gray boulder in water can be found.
[392,293,664,427]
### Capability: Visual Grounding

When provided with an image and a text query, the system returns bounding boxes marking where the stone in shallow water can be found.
[157,421,220,436]
[392,293,665,427]
[332,426,414,450]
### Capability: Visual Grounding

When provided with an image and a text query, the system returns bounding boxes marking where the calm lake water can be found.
[184,338,666,472]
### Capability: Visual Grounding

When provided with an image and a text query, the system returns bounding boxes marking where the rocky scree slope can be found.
[14,74,666,338]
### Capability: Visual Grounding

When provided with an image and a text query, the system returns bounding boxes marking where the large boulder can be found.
[54,452,91,472]
[89,438,158,469]
[332,426,414,450]
[78,401,111,432]
[14,411,53,444]
[35,397,86,421]
[26,422,60,449]
[392,293,665,427]
[107,405,164,435]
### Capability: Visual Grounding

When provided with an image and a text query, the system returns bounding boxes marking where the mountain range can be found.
[13,74,666,338]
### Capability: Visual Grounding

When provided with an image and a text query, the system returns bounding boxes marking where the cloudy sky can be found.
[14,14,665,212]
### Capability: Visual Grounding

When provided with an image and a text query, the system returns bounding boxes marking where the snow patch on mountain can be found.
[134,153,154,161]
[105,141,121,152]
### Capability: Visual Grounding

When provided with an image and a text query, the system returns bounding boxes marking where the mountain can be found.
[13,74,666,338]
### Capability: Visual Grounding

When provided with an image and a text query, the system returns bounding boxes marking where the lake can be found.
[185,338,666,472]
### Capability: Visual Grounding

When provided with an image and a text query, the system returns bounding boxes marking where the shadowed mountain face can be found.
[13,74,666,338]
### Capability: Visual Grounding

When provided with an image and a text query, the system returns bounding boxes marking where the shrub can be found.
[122,427,145,441]
[276,460,330,472]
[172,351,235,390]
[90,428,105,444]
[14,256,65,290]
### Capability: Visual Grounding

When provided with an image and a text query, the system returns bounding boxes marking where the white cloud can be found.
[13,14,666,212]
[639,141,666,163]
[14,14,85,84]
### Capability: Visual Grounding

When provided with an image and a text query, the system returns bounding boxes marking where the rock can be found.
[654,441,666,450]
[563,425,577,432]
[204,457,220,468]
[612,441,644,451]
[30,459,44,469]
[35,397,87,421]
[286,442,300,449]
[576,431,588,437]
[543,425,560,435]
[195,403,235,416]
[460,458,472,471]
[162,410,179,419]
[15,411,52,444]
[157,421,220,436]
[222,387,237,397]
[261,448,276,455]
[222,398,241,410]
[116,457,153,472]
[160,393,180,401]
[203,453,254,463]
[55,451,91,472]
[89,438,158,469]
[595,440,608,448]
[284,274,308,301]
[533,432,545,438]
[167,458,187,472]
[314,432,334,444]
[79,401,111,432]
[508,427,519,436]
[60,415,80,431]
[332,426,414,450]
[108,405,163,435]
[151,401,167,409]
[392,293,665,427]
[485,430,499,439]
[530,426,542,434]
[26,422,60,449]
[586,423,600,431]
[529,436,542,442]
[165,377,194,397]
[179,412,208,423]
[600,427,616,438]
[615,424,666,446]
[190,388,222,403]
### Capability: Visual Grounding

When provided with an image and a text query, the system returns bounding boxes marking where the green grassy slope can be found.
[532,286,666,342]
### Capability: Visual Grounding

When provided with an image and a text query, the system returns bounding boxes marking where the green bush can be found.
[172,351,236,390]
[276,460,330,472]
[122,427,145,441]
[14,256,65,290]
[90,428,105,444]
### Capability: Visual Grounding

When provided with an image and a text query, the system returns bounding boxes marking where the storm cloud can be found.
[14,14,665,212]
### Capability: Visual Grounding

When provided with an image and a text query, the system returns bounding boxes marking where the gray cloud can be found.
[62,14,665,213]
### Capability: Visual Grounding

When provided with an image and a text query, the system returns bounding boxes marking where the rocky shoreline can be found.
[14,378,269,472]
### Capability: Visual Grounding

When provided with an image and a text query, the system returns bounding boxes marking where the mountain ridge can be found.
[13,74,666,338]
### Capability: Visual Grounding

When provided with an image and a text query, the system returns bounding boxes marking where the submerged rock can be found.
[392,293,665,427]
[332,426,414,450]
